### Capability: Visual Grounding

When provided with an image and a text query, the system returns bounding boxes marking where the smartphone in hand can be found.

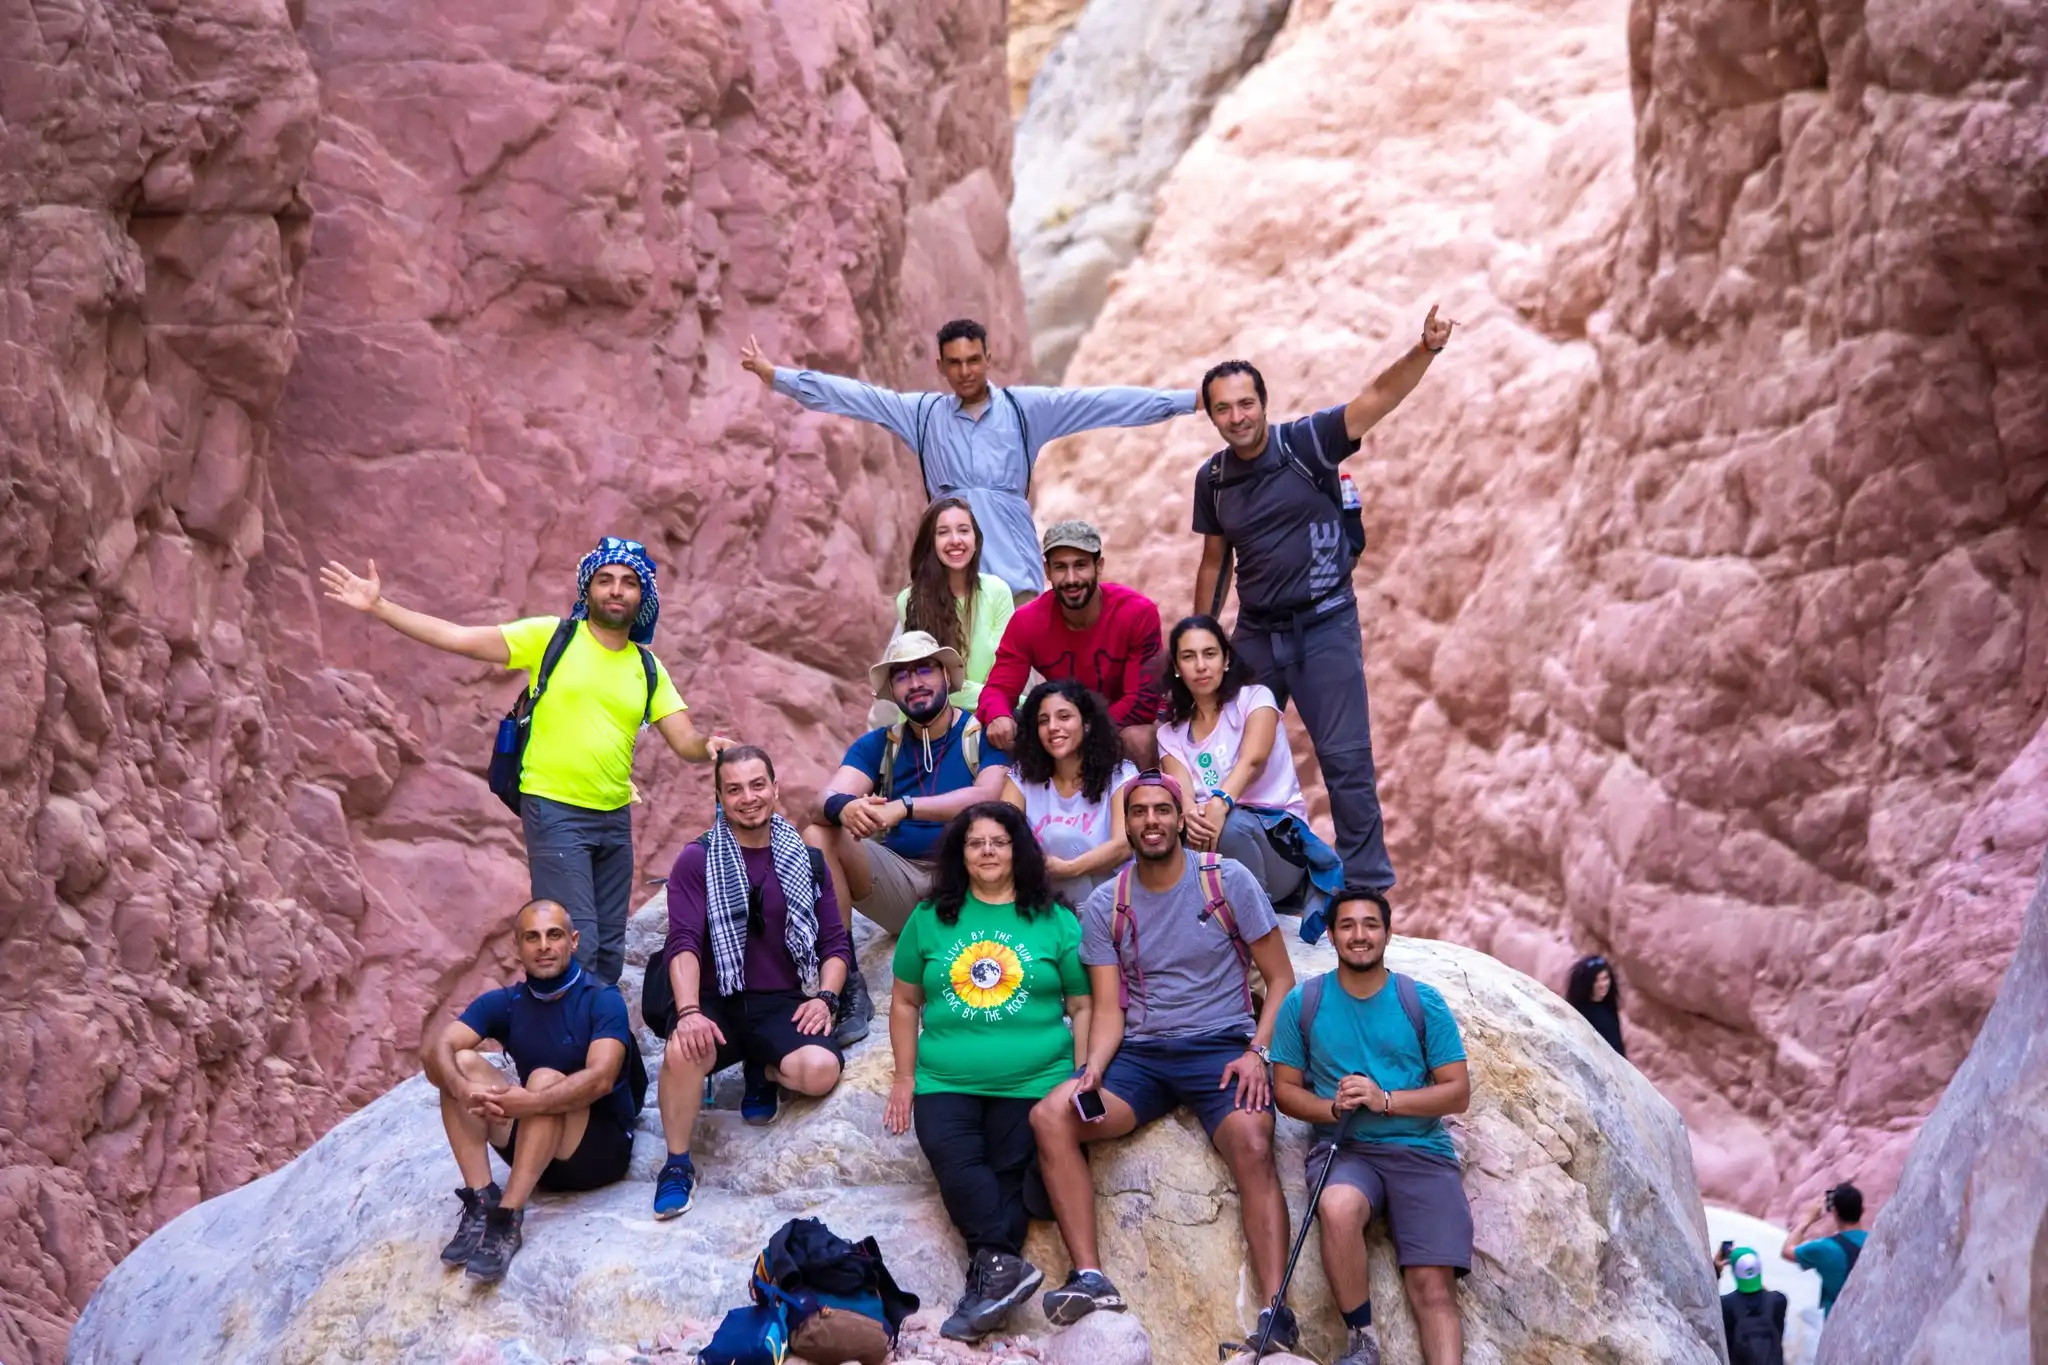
[1073,1088,1108,1123]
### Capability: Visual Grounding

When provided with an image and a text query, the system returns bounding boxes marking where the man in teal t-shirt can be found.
[1271,890,1473,1365]
[1782,1181,1869,1317]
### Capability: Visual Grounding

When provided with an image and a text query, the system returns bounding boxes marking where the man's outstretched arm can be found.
[1021,384,1200,443]
[740,334,922,447]
[1342,305,1457,441]
[321,560,510,664]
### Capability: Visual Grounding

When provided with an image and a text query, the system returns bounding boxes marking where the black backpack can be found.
[1831,1231,1863,1278]
[487,618,657,814]
[640,838,833,1038]
[1725,1291,1785,1365]
[1205,420,1366,617]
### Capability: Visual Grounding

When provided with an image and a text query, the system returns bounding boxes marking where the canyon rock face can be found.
[0,0,1025,1359]
[1814,860,2048,1365]
[1010,0,1291,379]
[70,912,1723,1365]
[1008,0,1088,116]
[1033,0,2048,1220]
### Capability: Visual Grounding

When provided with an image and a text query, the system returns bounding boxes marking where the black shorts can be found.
[702,989,845,1074]
[493,1102,635,1193]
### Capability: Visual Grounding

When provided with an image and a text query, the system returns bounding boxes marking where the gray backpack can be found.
[1294,970,1431,1078]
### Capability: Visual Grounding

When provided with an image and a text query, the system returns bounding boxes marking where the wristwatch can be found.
[901,794,915,821]
[814,990,842,1013]
[1249,1042,1271,1063]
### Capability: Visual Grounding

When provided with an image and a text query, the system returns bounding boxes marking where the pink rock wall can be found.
[1037,0,2047,1218]
[0,0,1024,1358]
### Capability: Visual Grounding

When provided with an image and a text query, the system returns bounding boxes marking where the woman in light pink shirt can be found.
[1156,615,1307,902]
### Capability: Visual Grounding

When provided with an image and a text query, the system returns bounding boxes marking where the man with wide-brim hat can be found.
[804,631,1013,1047]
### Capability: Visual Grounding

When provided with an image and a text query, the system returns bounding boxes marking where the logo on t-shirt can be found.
[945,933,1033,1019]
[1307,520,1344,596]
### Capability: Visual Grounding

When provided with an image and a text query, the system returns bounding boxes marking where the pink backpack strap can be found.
[1110,865,1142,1013]
[1198,854,1255,1017]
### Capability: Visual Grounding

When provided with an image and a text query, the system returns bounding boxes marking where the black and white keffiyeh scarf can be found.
[704,810,821,997]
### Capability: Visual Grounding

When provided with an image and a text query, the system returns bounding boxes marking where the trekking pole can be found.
[1245,1107,1359,1359]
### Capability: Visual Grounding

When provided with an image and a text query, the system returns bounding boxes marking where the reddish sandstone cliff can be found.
[1036,0,2047,1216]
[0,0,1024,1358]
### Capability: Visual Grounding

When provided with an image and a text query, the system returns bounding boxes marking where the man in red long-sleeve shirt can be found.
[980,521,1163,765]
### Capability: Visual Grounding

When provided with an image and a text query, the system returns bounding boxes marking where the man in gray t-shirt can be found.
[1029,772,1302,1347]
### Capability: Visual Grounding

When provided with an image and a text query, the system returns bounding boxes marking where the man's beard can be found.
[902,691,948,725]
[1134,830,1181,862]
[727,806,773,833]
[591,599,635,627]
[1057,582,1097,611]
[1337,944,1385,972]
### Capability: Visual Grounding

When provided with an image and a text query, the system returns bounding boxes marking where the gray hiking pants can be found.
[1230,599,1395,891]
[520,795,634,983]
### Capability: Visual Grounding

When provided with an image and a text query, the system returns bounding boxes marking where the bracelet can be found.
[1329,1099,1341,1124]
[1382,1090,1394,1115]
[676,1005,702,1019]
[1211,789,1235,811]
[1422,339,1444,354]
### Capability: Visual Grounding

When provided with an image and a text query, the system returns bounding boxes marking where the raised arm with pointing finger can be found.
[741,321,1197,601]
[319,537,729,985]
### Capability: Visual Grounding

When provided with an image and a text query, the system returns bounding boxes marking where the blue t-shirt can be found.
[1269,972,1466,1163]
[1793,1230,1867,1315]
[457,971,638,1125]
[841,710,1010,860]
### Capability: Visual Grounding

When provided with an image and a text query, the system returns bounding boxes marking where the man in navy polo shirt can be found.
[804,631,1012,1042]
[424,899,641,1283]
[1190,307,1457,900]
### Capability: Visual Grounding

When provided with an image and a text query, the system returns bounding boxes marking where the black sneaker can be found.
[465,1205,525,1284]
[1251,1304,1300,1356]
[940,1251,992,1342]
[1042,1268,1126,1326]
[438,1183,499,1266]
[967,1251,1044,1334]
[833,961,874,1048]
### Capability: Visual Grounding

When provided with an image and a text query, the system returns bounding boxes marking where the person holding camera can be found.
[1027,772,1298,1345]
[1781,1182,1869,1319]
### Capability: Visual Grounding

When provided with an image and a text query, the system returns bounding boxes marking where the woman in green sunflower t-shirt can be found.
[887,800,1091,1344]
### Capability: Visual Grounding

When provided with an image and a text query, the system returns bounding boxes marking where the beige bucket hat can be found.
[869,630,966,703]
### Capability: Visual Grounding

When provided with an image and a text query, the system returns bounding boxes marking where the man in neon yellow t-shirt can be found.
[321,537,728,982]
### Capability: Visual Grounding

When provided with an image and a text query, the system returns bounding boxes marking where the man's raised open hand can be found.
[1421,304,1457,352]
[739,334,775,386]
[321,560,381,612]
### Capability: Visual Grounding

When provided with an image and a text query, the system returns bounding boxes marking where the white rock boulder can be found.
[69,904,1722,1365]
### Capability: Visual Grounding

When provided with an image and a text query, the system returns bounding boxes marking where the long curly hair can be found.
[929,801,1058,926]
[1011,680,1122,802]
[904,496,982,658]
[1163,614,1257,726]
[1565,955,1620,1008]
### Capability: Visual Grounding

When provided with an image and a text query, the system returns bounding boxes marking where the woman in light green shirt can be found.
[894,496,1013,712]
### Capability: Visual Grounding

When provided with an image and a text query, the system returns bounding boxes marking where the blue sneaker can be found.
[653,1153,695,1220]
[741,1062,781,1127]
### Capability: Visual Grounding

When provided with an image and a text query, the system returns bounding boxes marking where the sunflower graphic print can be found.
[893,894,1089,1097]
[949,938,1026,1011]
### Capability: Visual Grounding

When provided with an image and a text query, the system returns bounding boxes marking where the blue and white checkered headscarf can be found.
[573,536,660,644]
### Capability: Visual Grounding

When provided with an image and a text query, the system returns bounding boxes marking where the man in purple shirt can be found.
[649,746,852,1219]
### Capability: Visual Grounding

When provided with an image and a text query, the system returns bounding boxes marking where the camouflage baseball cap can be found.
[1041,520,1103,555]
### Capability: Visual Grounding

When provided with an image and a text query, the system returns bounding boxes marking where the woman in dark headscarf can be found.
[1566,954,1626,1057]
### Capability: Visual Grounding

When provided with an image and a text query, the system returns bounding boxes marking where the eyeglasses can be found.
[890,662,943,684]
[1584,955,1608,970]
[965,837,1012,853]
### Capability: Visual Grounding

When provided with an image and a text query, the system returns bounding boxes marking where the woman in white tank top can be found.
[1000,680,1136,907]
[1156,616,1307,903]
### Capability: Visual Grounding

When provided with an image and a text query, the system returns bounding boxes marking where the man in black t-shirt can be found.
[423,899,639,1283]
[1191,307,1455,896]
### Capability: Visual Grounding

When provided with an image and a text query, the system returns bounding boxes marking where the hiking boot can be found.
[940,1251,992,1342]
[1334,1324,1382,1365]
[833,961,874,1048]
[464,1205,524,1284]
[741,1062,781,1126]
[967,1251,1044,1334]
[438,1183,500,1266]
[652,1153,696,1220]
[1042,1268,1126,1326]
[1252,1304,1300,1356]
